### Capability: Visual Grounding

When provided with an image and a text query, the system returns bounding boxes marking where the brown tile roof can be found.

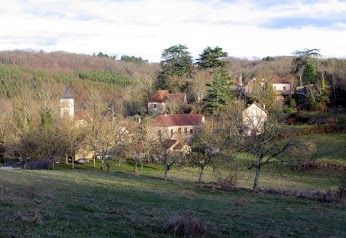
[168,93,186,103]
[149,90,170,103]
[152,114,204,127]
[270,75,290,84]
[149,90,186,103]
[282,73,299,87]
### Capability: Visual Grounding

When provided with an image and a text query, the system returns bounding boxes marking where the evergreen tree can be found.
[197,46,228,69]
[203,69,233,114]
[158,44,193,91]
[292,49,320,85]
[303,63,317,84]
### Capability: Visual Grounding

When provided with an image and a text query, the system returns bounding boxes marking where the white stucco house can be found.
[242,103,268,136]
[270,74,299,100]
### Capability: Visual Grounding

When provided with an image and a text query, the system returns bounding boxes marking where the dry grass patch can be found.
[163,212,206,236]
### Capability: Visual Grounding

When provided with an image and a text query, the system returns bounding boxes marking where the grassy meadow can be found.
[1,169,345,238]
[0,133,345,237]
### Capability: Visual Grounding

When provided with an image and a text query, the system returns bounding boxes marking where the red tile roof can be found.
[149,90,170,103]
[168,93,186,103]
[152,114,204,127]
[149,90,186,103]
[270,75,290,84]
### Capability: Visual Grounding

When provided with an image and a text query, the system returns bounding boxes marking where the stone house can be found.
[151,114,205,151]
[148,90,187,115]
[270,74,298,100]
[243,74,298,99]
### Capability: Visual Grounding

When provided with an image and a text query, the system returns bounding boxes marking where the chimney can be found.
[263,104,266,109]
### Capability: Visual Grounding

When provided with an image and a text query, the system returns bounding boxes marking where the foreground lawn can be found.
[1,170,345,237]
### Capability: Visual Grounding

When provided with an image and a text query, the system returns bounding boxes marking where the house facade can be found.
[148,90,187,115]
[270,75,293,100]
[151,114,205,150]
[243,74,299,100]
[242,103,268,136]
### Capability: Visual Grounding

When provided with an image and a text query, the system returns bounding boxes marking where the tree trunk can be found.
[92,151,96,168]
[72,155,75,169]
[198,165,205,183]
[253,163,261,191]
[164,162,168,181]
[65,153,68,164]
[101,158,104,170]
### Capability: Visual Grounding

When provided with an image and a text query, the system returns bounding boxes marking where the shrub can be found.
[163,212,206,236]
[260,187,346,203]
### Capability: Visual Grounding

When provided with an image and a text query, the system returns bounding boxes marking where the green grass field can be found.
[1,133,345,237]
[0,169,345,238]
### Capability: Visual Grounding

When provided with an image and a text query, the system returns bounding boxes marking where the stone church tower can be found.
[60,86,74,119]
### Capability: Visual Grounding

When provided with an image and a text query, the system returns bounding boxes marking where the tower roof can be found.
[63,86,73,99]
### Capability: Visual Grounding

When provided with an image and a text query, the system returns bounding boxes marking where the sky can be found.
[0,0,345,62]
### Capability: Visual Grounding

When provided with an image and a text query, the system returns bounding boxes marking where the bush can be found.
[260,186,346,203]
[163,212,206,236]
[213,164,238,190]
[283,106,295,114]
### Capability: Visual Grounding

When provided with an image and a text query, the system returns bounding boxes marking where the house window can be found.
[184,128,187,133]
[158,130,162,136]
[178,128,181,134]
[153,103,157,109]
[190,129,193,134]
[171,129,174,136]
[283,86,286,90]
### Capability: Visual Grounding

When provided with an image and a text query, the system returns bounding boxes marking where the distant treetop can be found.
[197,46,228,69]
[93,52,117,60]
[120,55,149,64]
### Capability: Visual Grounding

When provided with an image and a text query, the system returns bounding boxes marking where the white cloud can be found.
[0,0,345,62]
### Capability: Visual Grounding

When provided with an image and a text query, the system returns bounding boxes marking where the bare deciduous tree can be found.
[190,119,227,182]
[234,117,316,191]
